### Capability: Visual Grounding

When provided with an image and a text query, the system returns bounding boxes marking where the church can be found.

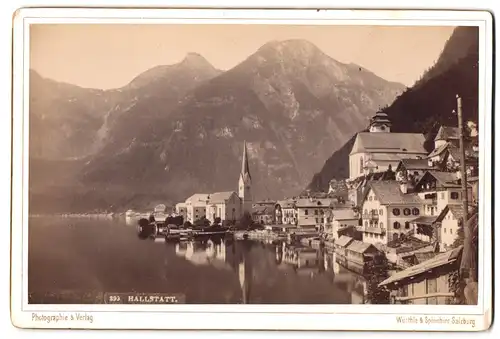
[348,111,428,181]
[175,141,253,224]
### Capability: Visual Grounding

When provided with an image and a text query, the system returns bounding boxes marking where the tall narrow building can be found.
[238,141,253,214]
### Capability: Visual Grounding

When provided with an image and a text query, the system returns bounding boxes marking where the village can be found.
[125,97,479,306]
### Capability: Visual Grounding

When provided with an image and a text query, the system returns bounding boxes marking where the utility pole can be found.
[457,95,469,222]
[456,94,476,286]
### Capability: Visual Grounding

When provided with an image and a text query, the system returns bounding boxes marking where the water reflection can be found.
[172,238,369,304]
[28,217,372,304]
[175,239,232,270]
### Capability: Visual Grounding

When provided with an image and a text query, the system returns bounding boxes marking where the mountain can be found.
[307,26,479,192]
[29,70,115,159]
[71,39,404,212]
[29,55,223,212]
[29,54,222,160]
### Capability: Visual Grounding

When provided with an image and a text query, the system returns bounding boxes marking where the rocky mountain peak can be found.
[256,39,323,61]
[180,52,216,70]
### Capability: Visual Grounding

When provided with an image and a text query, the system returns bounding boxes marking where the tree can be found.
[183,221,192,229]
[451,218,465,249]
[365,255,391,304]
[238,212,254,230]
[193,216,210,228]
[213,217,222,226]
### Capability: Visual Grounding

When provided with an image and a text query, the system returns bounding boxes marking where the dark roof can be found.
[416,170,469,189]
[410,215,438,225]
[398,158,435,171]
[366,181,423,205]
[379,246,463,287]
[427,142,450,158]
[434,126,460,141]
[350,132,427,155]
[252,206,273,215]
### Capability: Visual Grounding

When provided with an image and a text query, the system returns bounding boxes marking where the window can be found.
[379,222,384,229]
[450,192,459,200]
[305,209,309,215]
[412,208,420,216]
[405,222,410,229]
[444,228,447,234]
[403,208,411,216]
[315,218,319,224]
[365,221,368,227]
[314,209,318,215]
[379,209,383,216]
[360,158,364,174]
[392,208,401,216]
[393,222,401,230]
[369,196,372,201]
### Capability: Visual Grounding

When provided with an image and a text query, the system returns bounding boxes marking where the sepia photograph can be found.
[10,7,493,331]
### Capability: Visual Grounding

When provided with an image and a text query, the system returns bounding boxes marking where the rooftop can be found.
[185,193,210,204]
[332,208,358,220]
[336,235,354,248]
[434,126,460,141]
[410,215,438,225]
[350,132,426,156]
[208,191,238,204]
[347,240,377,254]
[379,246,463,287]
[398,158,435,171]
[367,181,423,205]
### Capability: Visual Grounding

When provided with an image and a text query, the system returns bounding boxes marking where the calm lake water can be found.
[28,217,367,304]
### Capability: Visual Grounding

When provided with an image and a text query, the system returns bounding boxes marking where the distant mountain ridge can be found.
[30,39,404,213]
[307,26,479,192]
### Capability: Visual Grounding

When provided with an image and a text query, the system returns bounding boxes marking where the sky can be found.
[30,24,455,90]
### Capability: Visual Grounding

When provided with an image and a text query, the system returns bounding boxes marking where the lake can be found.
[28,217,368,304]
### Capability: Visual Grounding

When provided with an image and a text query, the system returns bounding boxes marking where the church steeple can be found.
[239,141,253,214]
[241,141,251,182]
[369,110,392,133]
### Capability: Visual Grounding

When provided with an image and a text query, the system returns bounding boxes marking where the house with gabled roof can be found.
[434,205,466,252]
[379,246,463,305]
[428,125,479,176]
[360,180,424,246]
[413,170,473,216]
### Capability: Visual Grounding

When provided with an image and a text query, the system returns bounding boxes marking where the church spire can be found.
[241,141,251,181]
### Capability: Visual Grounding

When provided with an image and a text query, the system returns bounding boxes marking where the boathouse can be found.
[334,236,354,257]
[378,246,463,305]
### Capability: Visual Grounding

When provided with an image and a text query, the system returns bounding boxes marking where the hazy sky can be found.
[30,24,455,89]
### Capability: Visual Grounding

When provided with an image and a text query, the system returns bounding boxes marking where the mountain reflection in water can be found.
[28,217,368,304]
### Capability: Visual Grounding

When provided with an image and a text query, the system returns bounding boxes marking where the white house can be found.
[184,193,210,223]
[275,199,297,225]
[435,205,465,252]
[294,198,337,231]
[206,191,242,224]
[349,111,428,181]
[330,208,359,240]
[361,181,424,245]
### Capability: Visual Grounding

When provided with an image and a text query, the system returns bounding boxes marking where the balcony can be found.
[362,210,379,221]
[364,226,386,235]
